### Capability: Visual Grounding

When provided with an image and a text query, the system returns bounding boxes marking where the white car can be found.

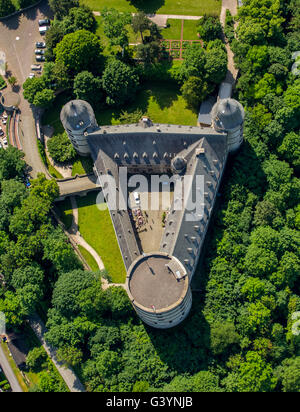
[0,142,2,149]
[39,26,49,35]
[28,73,35,79]
[133,192,140,205]
[3,138,7,145]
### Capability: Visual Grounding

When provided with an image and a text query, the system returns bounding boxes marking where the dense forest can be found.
[0,0,299,392]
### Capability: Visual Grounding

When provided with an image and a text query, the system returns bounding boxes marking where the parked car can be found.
[36,55,45,62]
[36,41,46,48]
[0,142,2,149]
[39,26,49,35]
[28,73,35,79]
[38,19,50,26]
[0,130,4,137]
[31,64,42,71]
[3,138,7,145]
[35,49,45,55]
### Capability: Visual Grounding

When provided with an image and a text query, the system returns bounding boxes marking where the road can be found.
[0,345,23,392]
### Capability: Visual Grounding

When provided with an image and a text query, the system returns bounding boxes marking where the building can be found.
[61,97,245,329]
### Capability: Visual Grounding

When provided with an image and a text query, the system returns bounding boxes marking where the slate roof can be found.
[60,100,96,133]
[211,98,245,131]
[87,123,227,280]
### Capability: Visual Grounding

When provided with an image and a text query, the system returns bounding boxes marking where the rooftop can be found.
[127,253,188,311]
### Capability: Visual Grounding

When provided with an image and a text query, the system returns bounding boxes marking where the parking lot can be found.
[0,0,52,85]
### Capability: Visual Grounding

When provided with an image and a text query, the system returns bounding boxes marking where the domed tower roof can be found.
[60,100,96,132]
[211,98,244,132]
[171,156,187,174]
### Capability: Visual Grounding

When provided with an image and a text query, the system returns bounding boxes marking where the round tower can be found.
[211,98,245,153]
[60,100,98,156]
[126,253,192,329]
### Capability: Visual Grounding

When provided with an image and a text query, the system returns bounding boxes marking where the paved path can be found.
[220,0,238,84]
[93,11,202,27]
[29,314,86,393]
[0,345,23,392]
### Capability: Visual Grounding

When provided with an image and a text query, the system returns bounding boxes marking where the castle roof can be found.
[211,98,245,131]
[60,100,96,132]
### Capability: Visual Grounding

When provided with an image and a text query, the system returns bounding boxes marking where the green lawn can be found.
[82,0,221,16]
[77,192,126,283]
[55,198,74,229]
[78,245,100,272]
[161,19,182,40]
[95,82,198,126]
[72,156,94,176]
[183,20,200,40]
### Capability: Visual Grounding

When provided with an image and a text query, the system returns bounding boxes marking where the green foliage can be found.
[275,357,300,392]
[197,14,222,42]
[49,0,79,20]
[102,7,131,48]
[60,5,97,34]
[210,322,240,356]
[102,58,139,106]
[0,0,15,18]
[236,351,277,392]
[204,45,227,84]
[181,76,211,110]
[33,89,55,108]
[54,29,103,76]
[73,71,103,105]
[56,346,83,367]
[26,347,48,371]
[47,132,77,163]
[0,146,26,181]
[179,43,206,80]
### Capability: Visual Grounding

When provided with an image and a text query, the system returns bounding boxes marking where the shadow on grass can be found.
[128,0,165,14]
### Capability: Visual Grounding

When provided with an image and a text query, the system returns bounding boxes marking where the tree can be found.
[61,5,97,34]
[278,131,300,171]
[181,76,211,110]
[205,46,228,84]
[11,263,44,290]
[136,41,161,64]
[45,25,65,61]
[73,71,103,105]
[54,29,103,76]
[49,0,79,20]
[0,146,26,181]
[42,228,82,275]
[197,15,222,42]
[210,321,240,356]
[0,0,15,18]
[26,347,48,371]
[47,132,77,163]
[51,269,96,317]
[132,11,150,44]
[33,89,55,108]
[275,357,300,392]
[102,59,139,106]
[236,351,277,392]
[254,74,283,100]
[23,77,46,104]
[179,43,206,80]
[56,346,83,367]
[102,7,131,49]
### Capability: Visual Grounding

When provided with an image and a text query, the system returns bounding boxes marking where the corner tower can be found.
[211,98,245,153]
[60,100,98,156]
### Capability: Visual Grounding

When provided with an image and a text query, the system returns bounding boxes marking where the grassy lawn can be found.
[0,75,6,90]
[161,19,182,40]
[55,197,74,229]
[78,245,100,272]
[77,192,126,283]
[95,82,198,126]
[82,0,221,16]
[183,20,200,40]
[72,156,94,176]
